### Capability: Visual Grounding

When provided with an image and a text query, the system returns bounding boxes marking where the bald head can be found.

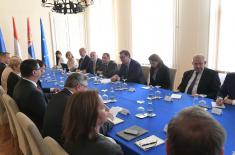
[79,48,87,57]
[192,54,206,72]
[90,51,97,61]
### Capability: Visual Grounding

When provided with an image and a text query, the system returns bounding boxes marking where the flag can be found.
[12,17,22,58]
[27,18,36,59]
[40,18,50,68]
[0,28,6,53]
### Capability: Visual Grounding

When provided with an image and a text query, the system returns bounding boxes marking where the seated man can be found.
[86,51,102,74]
[167,107,226,155]
[98,53,118,78]
[216,72,235,106]
[78,48,91,71]
[13,59,47,130]
[178,54,220,99]
[0,52,10,85]
[42,73,113,145]
[111,50,146,84]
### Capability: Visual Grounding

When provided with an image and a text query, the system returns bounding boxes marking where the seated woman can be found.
[7,56,22,97]
[63,90,123,155]
[148,54,170,89]
[65,51,78,72]
[55,50,65,68]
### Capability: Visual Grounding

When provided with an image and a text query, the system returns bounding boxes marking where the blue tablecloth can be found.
[41,69,235,155]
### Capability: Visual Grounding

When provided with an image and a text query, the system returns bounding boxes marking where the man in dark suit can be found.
[178,54,220,99]
[98,53,118,78]
[0,52,10,85]
[111,50,146,84]
[216,73,235,106]
[13,59,47,130]
[42,73,113,145]
[78,48,91,71]
[86,51,102,74]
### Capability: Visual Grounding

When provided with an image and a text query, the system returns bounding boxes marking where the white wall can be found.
[0,0,211,88]
[0,0,54,64]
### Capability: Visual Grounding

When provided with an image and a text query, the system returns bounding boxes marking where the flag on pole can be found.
[12,17,22,58]
[0,28,6,53]
[27,18,36,59]
[40,18,50,68]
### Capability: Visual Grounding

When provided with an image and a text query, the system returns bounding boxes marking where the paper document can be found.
[211,102,225,109]
[101,78,111,84]
[110,106,123,117]
[109,117,124,125]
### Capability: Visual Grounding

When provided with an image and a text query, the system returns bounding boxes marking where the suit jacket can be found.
[217,73,235,99]
[42,88,72,145]
[7,72,21,97]
[13,78,47,130]
[100,61,118,78]
[149,64,170,89]
[86,58,103,74]
[0,62,6,85]
[42,88,113,145]
[37,80,50,93]
[64,134,123,155]
[178,68,221,99]
[78,55,91,70]
[118,59,146,84]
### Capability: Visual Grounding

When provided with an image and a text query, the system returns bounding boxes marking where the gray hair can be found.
[64,73,87,88]
[167,106,226,155]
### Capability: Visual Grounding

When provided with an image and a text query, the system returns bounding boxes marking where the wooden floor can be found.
[0,123,17,155]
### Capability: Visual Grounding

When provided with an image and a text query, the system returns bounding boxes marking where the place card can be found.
[211,108,222,115]
[211,101,225,109]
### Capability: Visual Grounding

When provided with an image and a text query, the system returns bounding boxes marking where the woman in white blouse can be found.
[66,51,78,71]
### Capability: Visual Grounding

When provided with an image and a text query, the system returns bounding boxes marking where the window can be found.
[50,13,86,61]
[131,0,175,67]
[208,0,235,72]
[87,0,116,60]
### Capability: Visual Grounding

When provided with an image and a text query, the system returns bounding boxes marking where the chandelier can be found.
[41,0,94,14]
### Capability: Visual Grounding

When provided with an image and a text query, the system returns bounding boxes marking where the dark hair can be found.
[64,73,87,88]
[103,53,110,58]
[36,59,45,68]
[56,50,62,65]
[119,50,131,58]
[63,90,100,143]
[0,52,10,57]
[167,107,226,155]
[20,59,40,77]
[148,54,164,66]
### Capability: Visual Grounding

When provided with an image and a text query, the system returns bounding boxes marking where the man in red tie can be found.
[177,54,220,99]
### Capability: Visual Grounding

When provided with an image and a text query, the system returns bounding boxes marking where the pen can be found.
[141,140,158,146]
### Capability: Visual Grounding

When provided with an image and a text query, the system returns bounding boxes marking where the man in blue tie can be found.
[177,54,220,99]
[111,50,146,84]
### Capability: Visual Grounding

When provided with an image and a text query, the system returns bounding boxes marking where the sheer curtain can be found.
[50,13,86,61]
[87,0,116,60]
[131,0,175,67]
[208,0,235,72]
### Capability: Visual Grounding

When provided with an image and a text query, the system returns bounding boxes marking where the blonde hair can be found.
[8,56,22,70]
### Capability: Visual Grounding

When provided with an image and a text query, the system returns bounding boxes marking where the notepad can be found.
[108,117,124,125]
[211,101,225,109]
[135,135,165,151]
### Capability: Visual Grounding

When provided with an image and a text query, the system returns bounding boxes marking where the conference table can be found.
[41,68,235,155]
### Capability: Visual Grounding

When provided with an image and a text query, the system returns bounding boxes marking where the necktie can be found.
[187,72,199,94]
[123,65,128,79]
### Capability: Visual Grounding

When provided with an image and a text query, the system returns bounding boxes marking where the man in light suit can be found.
[13,59,47,130]
[111,50,146,84]
[98,53,118,78]
[177,54,220,99]
[78,48,91,71]
[216,73,235,106]
[0,52,10,85]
